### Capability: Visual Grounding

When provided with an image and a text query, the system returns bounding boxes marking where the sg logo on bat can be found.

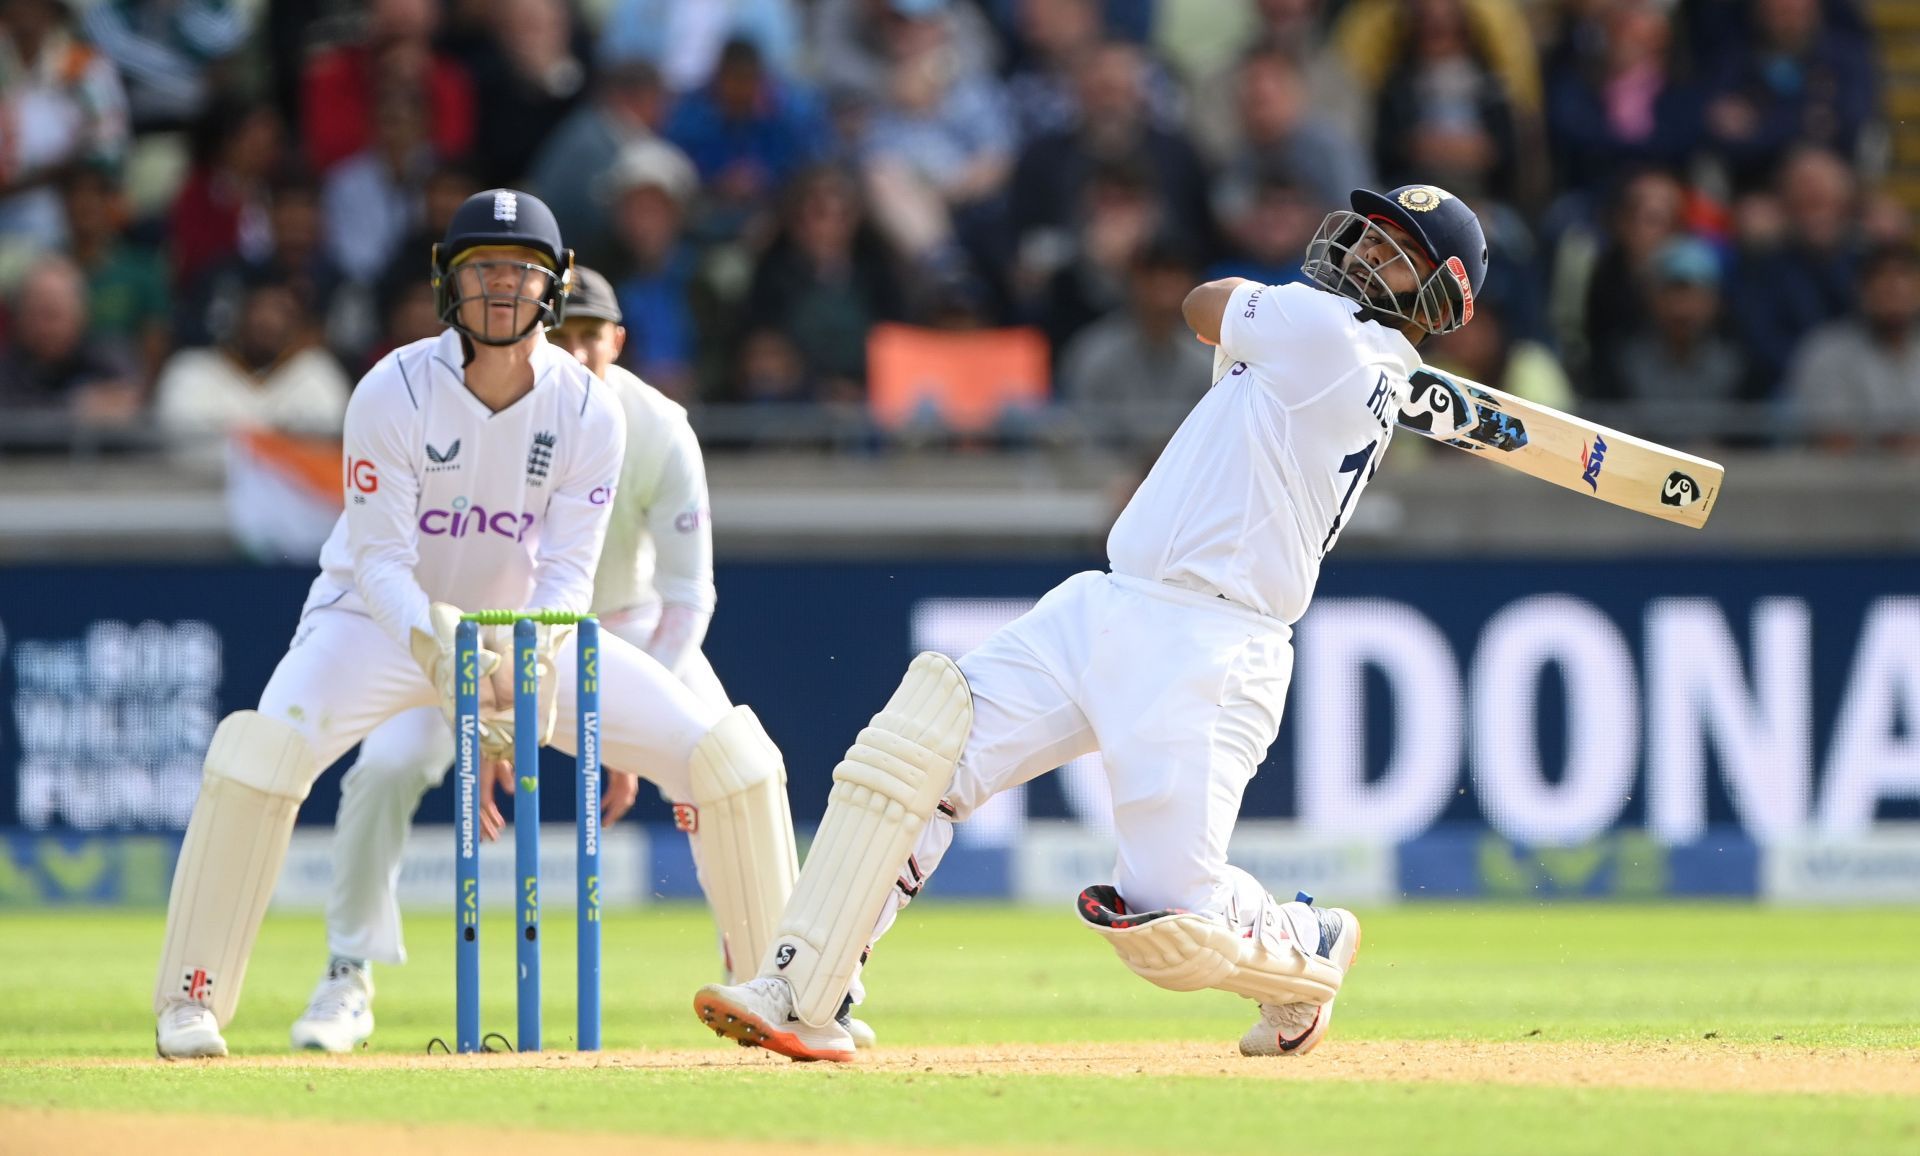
[1661,471,1702,508]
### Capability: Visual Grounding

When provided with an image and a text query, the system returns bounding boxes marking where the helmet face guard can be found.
[431,244,575,347]
[1302,211,1473,336]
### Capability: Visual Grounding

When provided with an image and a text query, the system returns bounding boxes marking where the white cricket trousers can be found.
[871,570,1294,945]
[322,605,734,964]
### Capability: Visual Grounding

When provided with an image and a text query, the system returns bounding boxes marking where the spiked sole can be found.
[693,990,856,1063]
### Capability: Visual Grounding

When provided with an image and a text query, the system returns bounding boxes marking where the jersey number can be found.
[1321,440,1380,555]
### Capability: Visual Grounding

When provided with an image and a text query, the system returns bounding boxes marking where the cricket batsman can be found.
[287,267,870,1052]
[154,191,797,1058]
[692,184,1487,1061]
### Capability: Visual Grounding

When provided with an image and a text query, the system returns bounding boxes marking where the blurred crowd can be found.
[0,0,1914,458]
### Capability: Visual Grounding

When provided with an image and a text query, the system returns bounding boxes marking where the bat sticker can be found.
[1660,471,1701,507]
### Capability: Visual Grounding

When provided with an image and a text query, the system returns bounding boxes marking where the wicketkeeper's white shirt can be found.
[302,328,627,645]
[1106,281,1421,625]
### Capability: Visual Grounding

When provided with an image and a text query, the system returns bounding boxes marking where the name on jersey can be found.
[1364,371,1394,430]
[420,498,536,541]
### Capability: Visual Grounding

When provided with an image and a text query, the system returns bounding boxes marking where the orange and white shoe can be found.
[694,976,856,1062]
[1238,899,1362,1057]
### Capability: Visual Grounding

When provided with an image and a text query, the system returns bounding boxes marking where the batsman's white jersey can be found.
[1108,281,1418,624]
[854,282,1420,987]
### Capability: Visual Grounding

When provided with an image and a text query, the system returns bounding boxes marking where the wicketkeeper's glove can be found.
[409,602,502,730]
[475,620,577,760]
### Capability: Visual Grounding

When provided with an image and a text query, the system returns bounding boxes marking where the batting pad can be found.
[1078,887,1343,1007]
[767,652,973,1026]
[688,706,799,981]
[154,711,318,1024]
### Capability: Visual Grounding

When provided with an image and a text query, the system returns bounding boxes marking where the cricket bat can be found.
[1394,366,1723,528]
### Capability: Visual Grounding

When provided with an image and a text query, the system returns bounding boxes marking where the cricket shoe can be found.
[1238,897,1362,1057]
[156,1000,227,1059]
[844,1013,877,1049]
[694,976,856,1062]
[290,959,375,1053]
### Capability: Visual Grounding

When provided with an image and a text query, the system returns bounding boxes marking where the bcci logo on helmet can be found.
[1397,186,1452,212]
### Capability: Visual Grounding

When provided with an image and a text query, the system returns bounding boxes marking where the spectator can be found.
[666,38,827,240]
[59,164,169,386]
[745,166,903,398]
[856,14,1014,272]
[0,253,141,423]
[1003,0,1182,144]
[1609,237,1751,427]
[737,326,820,405]
[1786,243,1920,453]
[600,139,701,399]
[168,102,281,290]
[1546,0,1705,197]
[154,272,350,461]
[1058,233,1215,444]
[811,0,999,105]
[1577,168,1686,389]
[528,62,670,271]
[462,0,589,189]
[379,165,480,297]
[1032,155,1165,354]
[1208,165,1320,286]
[323,82,433,286]
[300,0,475,176]
[0,0,129,249]
[178,169,359,361]
[1727,146,1859,395]
[1336,0,1542,122]
[1184,0,1368,163]
[1862,188,1915,247]
[1425,295,1573,411]
[1010,41,1211,289]
[1215,43,1370,211]
[599,0,804,93]
[365,276,442,370]
[1703,0,1876,193]
[1367,0,1525,203]
[80,0,251,132]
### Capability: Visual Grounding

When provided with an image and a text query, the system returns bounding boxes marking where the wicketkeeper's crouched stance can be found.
[153,191,798,1058]
[694,183,1490,1060]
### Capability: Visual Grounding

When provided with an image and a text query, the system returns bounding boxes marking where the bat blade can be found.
[1396,368,1724,528]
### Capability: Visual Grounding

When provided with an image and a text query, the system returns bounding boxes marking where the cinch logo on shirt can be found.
[419,502,537,541]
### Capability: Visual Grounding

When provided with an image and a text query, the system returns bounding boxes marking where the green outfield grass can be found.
[2,903,1917,1154]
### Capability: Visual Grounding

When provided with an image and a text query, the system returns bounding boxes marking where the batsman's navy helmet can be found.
[1302,183,1487,336]
[431,188,575,346]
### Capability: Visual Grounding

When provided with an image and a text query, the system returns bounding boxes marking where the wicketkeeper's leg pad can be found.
[688,705,799,980]
[154,711,319,1024]
[764,652,974,1026]
[1077,885,1343,1006]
